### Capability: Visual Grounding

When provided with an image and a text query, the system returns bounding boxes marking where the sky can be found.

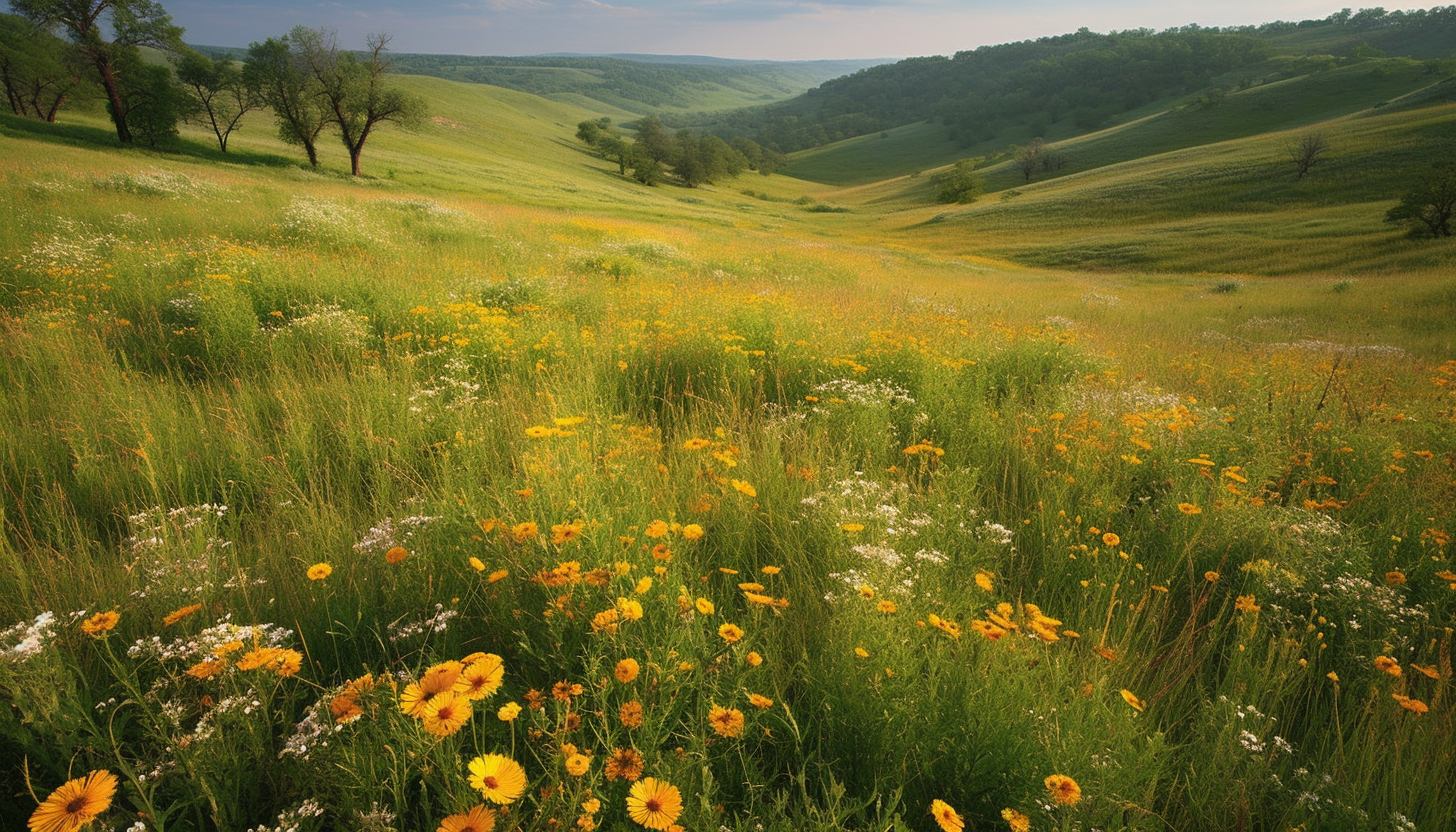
[170,1,1438,61]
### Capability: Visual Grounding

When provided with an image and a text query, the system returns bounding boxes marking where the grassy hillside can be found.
[787,57,1452,185]
[2,70,1455,832]
[808,92,1456,291]
[710,8,1456,183]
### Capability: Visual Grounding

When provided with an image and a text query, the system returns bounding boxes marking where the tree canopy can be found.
[290,28,426,176]
[10,0,184,142]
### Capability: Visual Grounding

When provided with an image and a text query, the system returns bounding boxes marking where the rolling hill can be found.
[697,7,1456,185]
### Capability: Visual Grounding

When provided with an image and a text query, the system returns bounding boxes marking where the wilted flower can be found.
[1044,774,1081,805]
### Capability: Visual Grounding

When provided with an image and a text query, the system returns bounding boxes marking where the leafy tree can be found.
[291,27,426,176]
[634,114,673,163]
[597,134,634,175]
[176,48,261,152]
[10,0,184,142]
[631,154,663,186]
[670,131,749,187]
[935,158,984,204]
[0,12,85,120]
[1385,165,1456,238]
[576,117,609,145]
[112,44,192,146]
[244,33,329,167]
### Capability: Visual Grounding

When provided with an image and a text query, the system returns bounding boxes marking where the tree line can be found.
[694,28,1273,154]
[1,0,423,174]
[691,8,1456,156]
[576,116,783,187]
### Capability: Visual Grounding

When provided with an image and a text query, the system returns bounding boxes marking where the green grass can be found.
[819,93,1456,285]
[1,68,1454,832]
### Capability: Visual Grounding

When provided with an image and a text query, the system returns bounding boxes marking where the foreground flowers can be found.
[708,705,745,738]
[626,777,683,830]
[437,804,497,832]
[930,799,964,832]
[1001,808,1031,832]
[468,754,528,804]
[79,611,118,636]
[29,769,116,832]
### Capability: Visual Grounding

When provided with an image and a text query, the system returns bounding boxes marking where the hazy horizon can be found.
[169,1,1440,62]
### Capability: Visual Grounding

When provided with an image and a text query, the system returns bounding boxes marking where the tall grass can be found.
[1,75,1453,832]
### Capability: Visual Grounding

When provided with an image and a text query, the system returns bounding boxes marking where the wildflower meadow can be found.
[2,77,1454,832]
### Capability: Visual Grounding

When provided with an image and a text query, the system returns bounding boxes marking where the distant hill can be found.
[788,56,1455,186]
[384,54,885,114]
[188,47,883,116]
[694,6,1456,158]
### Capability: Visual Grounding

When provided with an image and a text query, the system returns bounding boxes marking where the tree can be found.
[576,117,609,146]
[1385,165,1456,238]
[0,12,85,121]
[176,49,261,152]
[597,134,634,175]
[11,0,184,142]
[293,28,426,176]
[1015,138,1045,182]
[631,154,663,186]
[1288,133,1329,180]
[112,43,192,146]
[935,158,984,204]
[634,114,673,163]
[244,33,329,167]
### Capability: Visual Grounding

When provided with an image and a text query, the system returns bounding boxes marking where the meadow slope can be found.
[1,73,1453,832]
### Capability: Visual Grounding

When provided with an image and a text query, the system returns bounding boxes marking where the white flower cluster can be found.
[1268,339,1407,359]
[279,704,343,760]
[408,358,488,420]
[354,514,440,555]
[188,691,260,743]
[128,617,294,662]
[979,521,1015,546]
[94,169,217,198]
[1,611,57,663]
[382,198,465,220]
[810,378,916,406]
[905,295,961,317]
[245,799,325,832]
[1081,291,1122,307]
[21,217,119,274]
[125,504,229,553]
[277,196,381,244]
[275,304,372,352]
[388,604,458,642]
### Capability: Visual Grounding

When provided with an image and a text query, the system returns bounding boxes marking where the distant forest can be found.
[690,6,1456,153]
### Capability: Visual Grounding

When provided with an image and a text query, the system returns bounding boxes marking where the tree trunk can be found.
[45,94,64,123]
[348,126,372,176]
[93,54,132,142]
[304,139,318,167]
[3,80,20,116]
